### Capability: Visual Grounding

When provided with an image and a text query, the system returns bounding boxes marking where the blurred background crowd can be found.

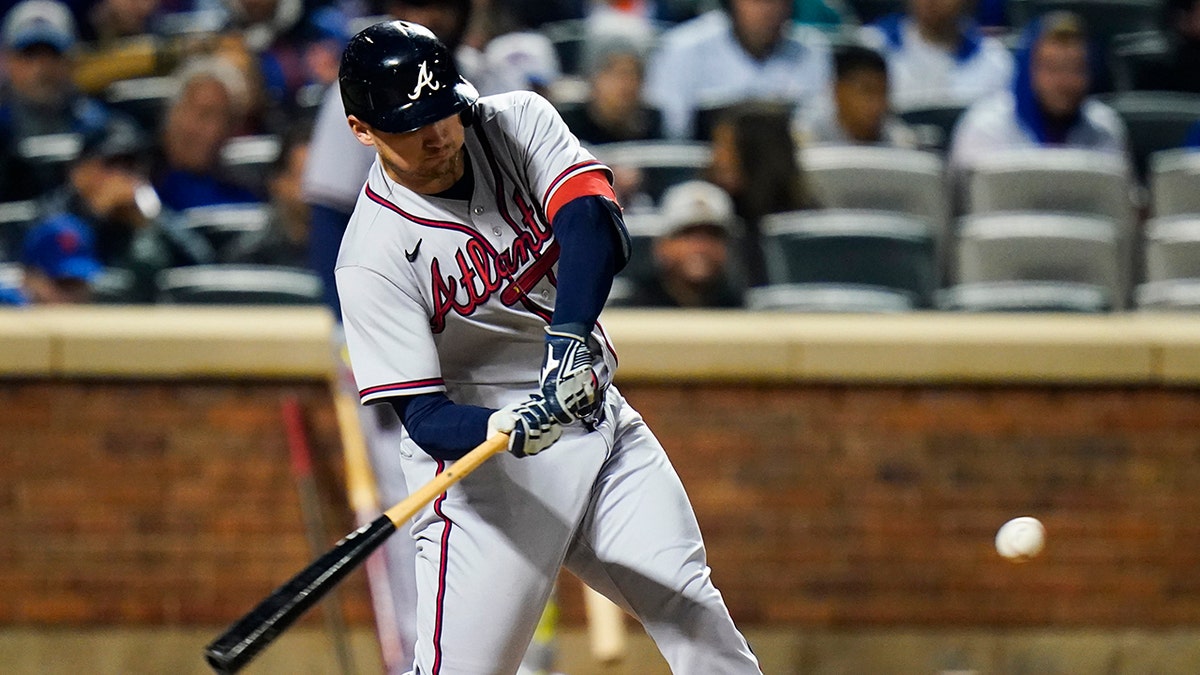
[0,0,1197,313]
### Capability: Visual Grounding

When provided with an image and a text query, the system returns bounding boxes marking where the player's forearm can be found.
[390,392,492,460]
[549,196,628,332]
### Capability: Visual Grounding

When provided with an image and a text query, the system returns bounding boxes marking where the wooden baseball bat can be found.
[582,584,627,664]
[203,432,509,674]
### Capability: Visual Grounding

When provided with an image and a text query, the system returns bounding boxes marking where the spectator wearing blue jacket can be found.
[948,12,1128,178]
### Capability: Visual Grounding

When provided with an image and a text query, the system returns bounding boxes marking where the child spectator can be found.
[796,44,918,147]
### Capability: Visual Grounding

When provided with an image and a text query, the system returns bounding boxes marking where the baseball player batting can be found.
[334,21,761,674]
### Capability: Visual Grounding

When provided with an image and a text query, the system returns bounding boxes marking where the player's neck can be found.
[381,148,467,195]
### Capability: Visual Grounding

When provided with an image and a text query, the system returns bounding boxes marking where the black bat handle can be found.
[203,514,397,673]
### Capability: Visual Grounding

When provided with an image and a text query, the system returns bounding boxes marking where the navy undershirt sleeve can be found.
[550,195,630,332]
[389,392,492,461]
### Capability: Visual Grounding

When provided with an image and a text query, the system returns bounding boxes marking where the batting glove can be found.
[538,324,600,424]
[487,395,563,458]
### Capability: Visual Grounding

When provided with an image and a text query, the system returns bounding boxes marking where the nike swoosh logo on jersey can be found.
[405,239,422,263]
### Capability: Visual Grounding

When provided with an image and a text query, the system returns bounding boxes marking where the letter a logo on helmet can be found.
[339,20,478,134]
[408,61,442,100]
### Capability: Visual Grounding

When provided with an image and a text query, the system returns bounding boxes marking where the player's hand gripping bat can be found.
[203,432,510,674]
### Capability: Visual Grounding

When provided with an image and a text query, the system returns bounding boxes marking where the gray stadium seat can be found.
[0,200,39,261]
[966,148,1134,224]
[1150,150,1200,218]
[220,134,282,194]
[965,148,1135,280]
[759,209,937,310]
[1098,91,1200,182]
[1135,216,1200,311]
[1142,216,1200,282]
[939,281,1111,312]
[746,283,915,312]
[799,145,950,276]
[156,265,323,305]
[945,212,1123,311]
[589,141,711,205]
[1135,280,1200,309]
[181,204,272,257]
[0,261,21,289]
[103,77,176,132]
[91,267,137,304]
[897,103,969,153]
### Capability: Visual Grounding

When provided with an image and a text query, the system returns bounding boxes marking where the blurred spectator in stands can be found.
[219,0,349,123]
[154,55,260,210]
[0,0,116,201]
[861,0,1014,110]
[81,0,162,44]
[707,101,816,285]
[621,180,745,307]
[560,37,663,144]
[1120,0,1200,92]
[948,12,1128,177]
[303,0,475,314]
[0,217,102,305]
[460,3,562,98]
[41,117,213,301]
[794,0,853,30]
[795,43,918,147]
[644,0,831,140]
[225,122,310,266]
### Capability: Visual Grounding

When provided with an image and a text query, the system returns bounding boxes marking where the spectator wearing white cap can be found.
[0,0,119,201]
[620,180,746,308]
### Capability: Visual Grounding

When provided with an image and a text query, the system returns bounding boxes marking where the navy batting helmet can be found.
[339,20,478,134]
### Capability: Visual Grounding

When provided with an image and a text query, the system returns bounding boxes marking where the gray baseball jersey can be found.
[336,91,618,410]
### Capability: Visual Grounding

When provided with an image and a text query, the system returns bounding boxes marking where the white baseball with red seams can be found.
[336,89,762,675]
[995,516,1045,561]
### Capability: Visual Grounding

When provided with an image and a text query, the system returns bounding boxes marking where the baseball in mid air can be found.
[995,516,1045,562]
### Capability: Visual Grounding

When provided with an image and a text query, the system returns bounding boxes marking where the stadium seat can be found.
[1109,31,1170,92]
[1098,91,1200,183]
[758,209,937,309]
[939,281,1111,312]
[1149,150,1200,217]
[181,204,272,258]
[1135,279,1200,309]
[102,77,176,132]
[0,200,39,261]
[91,267,137,304]
[539,19,588,76]
[156,265,322,305]
[945,212,1123,311]
[589,141,711,205]
[746,283,916,312]
[897,103,969,153]
[1142,215,1200,282]
[220,134,282,195]
[799,145,950,269]
[965,147,1135,232]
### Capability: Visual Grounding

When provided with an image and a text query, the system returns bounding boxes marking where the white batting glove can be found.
[487,395,563,458]
[538,325,600,424]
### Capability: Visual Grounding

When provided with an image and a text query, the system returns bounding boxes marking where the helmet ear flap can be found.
[459,104,476,128]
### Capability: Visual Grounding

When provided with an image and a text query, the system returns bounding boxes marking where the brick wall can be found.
[4,380,1200,628]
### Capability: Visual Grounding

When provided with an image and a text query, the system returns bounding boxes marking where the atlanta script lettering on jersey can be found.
[429,190,555,332]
